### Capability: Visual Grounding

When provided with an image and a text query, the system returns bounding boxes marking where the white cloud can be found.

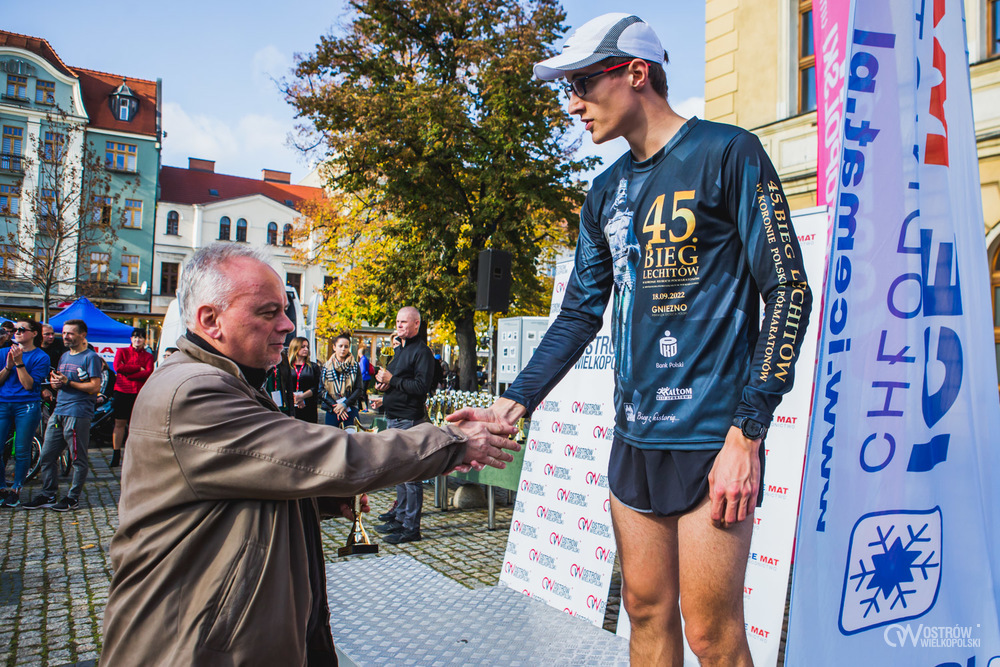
[161,101,305,179]
[252,45,293,92]
[673,96,706,119]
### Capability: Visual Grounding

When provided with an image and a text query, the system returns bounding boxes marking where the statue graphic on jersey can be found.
[605,178,640,384]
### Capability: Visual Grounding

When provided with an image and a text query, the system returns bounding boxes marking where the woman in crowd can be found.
[0,320,50,508]
[321,333,364,429]
[111,328,153,467]
[287,337,321,424]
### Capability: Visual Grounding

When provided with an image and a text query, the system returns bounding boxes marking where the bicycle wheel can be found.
[24,433,43,482]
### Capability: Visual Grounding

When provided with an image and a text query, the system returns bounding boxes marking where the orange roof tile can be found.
[159,165,324,207]
[73,67,158,138]
[0,30,75,78]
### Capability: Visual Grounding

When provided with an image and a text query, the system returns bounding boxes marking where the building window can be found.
[43,132,65,163]
[34,245,50,277]
[282,223,293,247]
[93,196,112,225]
[35,80,55,105]
[798,0,816,113]
[120,254,140,285]
[2,126,23,171]
[267,221,278,245]
[105,141,137,172]
[219,216,231,240]
[992,242,1000,394]
[236,218,247,242]
[991,0,1000,56]
[323,276,334,289]
[5,75,27,100]
[0,184,19,216]
[124,199,142,229]
[38,188,58,234]
[89,251,110,281]
[0,245,15,276]
[161,261,179,296]
[286,272,302,298]
[166,210,179,235]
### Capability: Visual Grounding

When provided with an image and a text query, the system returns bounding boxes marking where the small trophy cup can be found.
[339,495,379,557]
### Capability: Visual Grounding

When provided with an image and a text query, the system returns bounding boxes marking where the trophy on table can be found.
[338,495,379,557]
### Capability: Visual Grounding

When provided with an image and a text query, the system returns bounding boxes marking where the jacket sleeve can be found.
[163,370,467,499]
[115,348,139,377]
[130,351,154,383]
[388,346,434,397]
[723,132,812,426]
[503,194,611,410]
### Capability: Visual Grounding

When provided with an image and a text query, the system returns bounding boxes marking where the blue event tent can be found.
[49,297,132,344]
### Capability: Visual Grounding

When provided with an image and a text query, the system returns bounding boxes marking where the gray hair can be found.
[178,243,274,329]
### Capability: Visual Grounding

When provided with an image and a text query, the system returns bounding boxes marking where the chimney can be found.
[188,157,215,172]
[262,168,291,184]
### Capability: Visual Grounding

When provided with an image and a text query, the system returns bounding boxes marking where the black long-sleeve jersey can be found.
[505,118,812,449]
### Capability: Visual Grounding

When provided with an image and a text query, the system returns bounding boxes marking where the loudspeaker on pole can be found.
[475,249,512,312]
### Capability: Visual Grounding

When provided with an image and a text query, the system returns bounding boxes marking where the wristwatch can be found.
[15,363,25,368]
[732,416,767,441]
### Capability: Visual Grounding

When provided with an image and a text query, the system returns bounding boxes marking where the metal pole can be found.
[487,314,494,393]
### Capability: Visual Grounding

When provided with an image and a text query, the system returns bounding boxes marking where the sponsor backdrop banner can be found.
[613,208,830,667]
[787,1,1000,664]
[812,0,852,208]
[499,257,618,627]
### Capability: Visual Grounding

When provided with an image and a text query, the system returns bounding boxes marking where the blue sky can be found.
[4,1,705,184]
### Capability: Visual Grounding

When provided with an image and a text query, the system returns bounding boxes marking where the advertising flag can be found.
[787,1,1000,664]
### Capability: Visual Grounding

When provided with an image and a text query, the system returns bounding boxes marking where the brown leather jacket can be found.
[101,337,466,666]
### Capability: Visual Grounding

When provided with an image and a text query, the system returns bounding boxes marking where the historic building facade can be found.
[703,0,1000,384]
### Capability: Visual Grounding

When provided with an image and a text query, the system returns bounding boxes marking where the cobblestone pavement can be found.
[1,447,622,666]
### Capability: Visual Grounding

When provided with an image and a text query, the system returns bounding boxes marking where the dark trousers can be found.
[388,417,423,532]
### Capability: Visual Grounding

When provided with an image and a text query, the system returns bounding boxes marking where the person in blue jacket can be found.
[0,320,50,507]
[452,13,812,666]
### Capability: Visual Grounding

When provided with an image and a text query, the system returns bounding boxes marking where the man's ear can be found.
[629,59,650,90]
[196,305,224,341]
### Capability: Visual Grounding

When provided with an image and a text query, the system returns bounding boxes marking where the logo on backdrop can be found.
[839,508,942,635]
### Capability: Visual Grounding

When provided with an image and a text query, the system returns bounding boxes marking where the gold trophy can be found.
[338,496,379,557]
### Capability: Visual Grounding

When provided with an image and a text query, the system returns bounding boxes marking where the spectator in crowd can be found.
[357,343,373,390]
[265,350,293,415]
[99,243,517,665]
[39,323,66,404]
[0,320,50,508]
[161,347,179,361]
[110,328,154,467]
[372,306,436,544]
[23,319,102,512]
[287,336,321,424]
[0,321,13,352]
[321,333,364,428]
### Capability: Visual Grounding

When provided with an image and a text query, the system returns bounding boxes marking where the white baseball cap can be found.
[533,13,665,81]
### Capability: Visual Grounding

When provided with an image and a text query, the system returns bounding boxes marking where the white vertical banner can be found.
[499,257,618,627]
[787,1,1000,664]
[740,208,828,666]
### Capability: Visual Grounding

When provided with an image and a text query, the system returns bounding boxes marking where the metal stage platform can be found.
[326,554,629,666]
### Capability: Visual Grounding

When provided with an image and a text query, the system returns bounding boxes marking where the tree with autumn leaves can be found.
[286,0,592,389]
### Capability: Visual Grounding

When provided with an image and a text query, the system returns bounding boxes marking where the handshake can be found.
[444,398,526,473]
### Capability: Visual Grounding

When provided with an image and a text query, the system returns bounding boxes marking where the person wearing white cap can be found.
[452,12,812,666]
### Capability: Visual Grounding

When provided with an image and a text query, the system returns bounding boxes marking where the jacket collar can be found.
[176,335,268,390]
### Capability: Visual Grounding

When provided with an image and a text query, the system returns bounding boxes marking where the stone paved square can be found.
[2,446,623,666]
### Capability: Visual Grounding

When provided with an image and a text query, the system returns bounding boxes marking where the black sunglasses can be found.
[562,61,633,98]
[14,327,30,334]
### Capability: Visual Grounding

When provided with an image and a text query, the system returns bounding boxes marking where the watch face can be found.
[742,418,764,439]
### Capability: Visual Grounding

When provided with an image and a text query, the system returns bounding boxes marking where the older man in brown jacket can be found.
[100,244,517,666]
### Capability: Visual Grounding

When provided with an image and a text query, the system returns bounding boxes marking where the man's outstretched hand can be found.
[447,398,526,472]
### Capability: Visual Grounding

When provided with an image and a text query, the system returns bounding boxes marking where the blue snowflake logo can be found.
[839,508,942,635]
